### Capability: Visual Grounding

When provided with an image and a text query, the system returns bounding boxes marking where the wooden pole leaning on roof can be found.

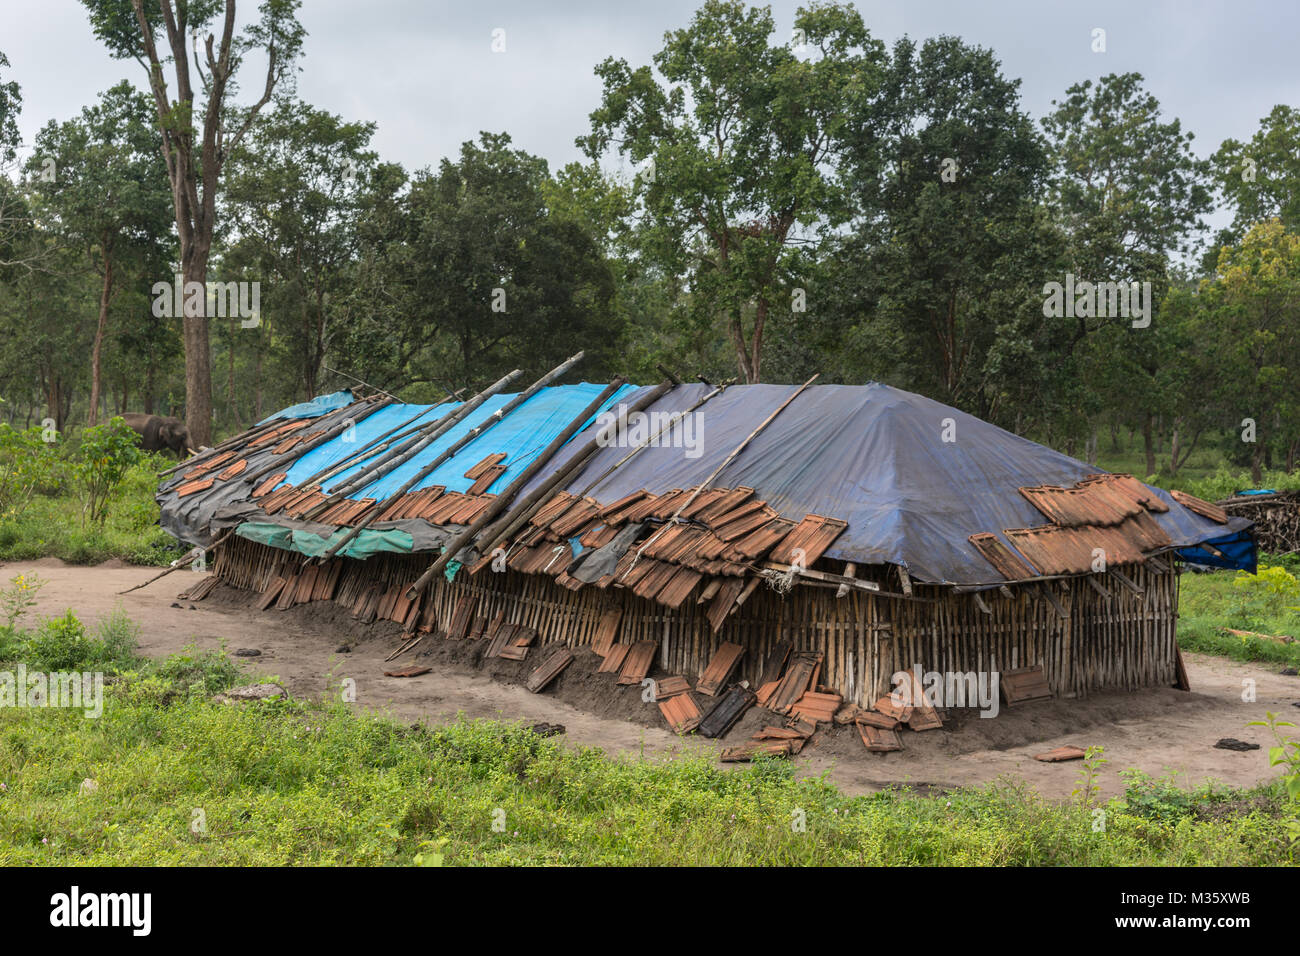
[157,403,340,476]
[302,370,523,520]
[314,352,587,563]
[405,376,628,600]
[240,395,396,488]
[633,373,819,563]
[573,378,734,499]
[290,389,465,493]
[472,379,680,562]
[117,527,237,594]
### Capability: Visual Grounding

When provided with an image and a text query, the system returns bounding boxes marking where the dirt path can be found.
[12,557,1300,800]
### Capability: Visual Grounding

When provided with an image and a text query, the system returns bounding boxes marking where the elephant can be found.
[120,413,195,459]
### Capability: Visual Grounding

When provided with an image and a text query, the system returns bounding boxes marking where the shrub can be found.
[22,608,138,673]
[0,424,57,518]
[147,642,245,696]
[72,418,144,526]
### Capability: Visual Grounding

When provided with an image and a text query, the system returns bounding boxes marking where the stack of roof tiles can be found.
[968,473,1226,579]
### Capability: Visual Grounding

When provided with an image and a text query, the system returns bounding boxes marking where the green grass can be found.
[0,606,1293,866]
[0,460,185,566]
[1178,560,1300,668]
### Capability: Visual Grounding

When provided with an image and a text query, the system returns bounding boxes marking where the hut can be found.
[157,370,1254,709]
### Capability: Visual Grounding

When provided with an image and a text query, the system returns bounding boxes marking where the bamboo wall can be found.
[214,536,1179,708]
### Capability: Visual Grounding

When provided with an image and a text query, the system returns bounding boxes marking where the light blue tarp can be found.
[256,389,356,425]
[276,382,638,500]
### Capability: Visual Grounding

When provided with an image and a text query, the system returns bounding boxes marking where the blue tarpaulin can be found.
[256,389,357,425]
[168,381,1256,583]
[278,382,638,499]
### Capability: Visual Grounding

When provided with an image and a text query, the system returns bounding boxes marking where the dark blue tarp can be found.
[522,382,1254,585]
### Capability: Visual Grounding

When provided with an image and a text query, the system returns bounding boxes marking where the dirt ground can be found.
[14,557,1300,800]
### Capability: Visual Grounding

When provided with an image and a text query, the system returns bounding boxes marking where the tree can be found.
[830,35,1067,429]
[0,50,46,276]
[222,98,376,408]
[1041,72,1212,474]
[1196,220,1300,484]
[580,0,884,383]
[28,82,172,425]
[336,134,619,394]
[79,0,305,446]
[1214,105,1300,237]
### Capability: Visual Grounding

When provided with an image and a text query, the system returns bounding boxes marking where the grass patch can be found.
[1178,561,1300,668]
[0,630,1293,866]
[0,460,185,567]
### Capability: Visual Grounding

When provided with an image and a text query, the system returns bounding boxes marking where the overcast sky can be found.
[6,0,1296,192]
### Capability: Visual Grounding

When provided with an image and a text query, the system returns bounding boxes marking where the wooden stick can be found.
[574,379,733,499]
[241,396,394,487]
[406,378,628,599]
[474,381,677,559]
[636,374,818,561]
[317,353,586,562]
[322,369,522,502]
[117,528,236,594]
[293,389,466,490]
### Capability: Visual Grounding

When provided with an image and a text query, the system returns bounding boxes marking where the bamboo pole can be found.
[574,379,733,499]
[635,374,818,563]
[118,528,236,594]
[316,353,586,562]
[322,369,522,501]
[241,396,395,487]
[300,372,521,522]
[289,387,466,492]
[406,377,628,599]
[474,380,677,559]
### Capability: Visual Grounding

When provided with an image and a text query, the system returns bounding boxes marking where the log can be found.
[471,381,677,560]
[293,388,465,490]
[321,369,522,501]
[241,396,394,487]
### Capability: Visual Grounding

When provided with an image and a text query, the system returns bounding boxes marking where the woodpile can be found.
[1219,491,1300,553]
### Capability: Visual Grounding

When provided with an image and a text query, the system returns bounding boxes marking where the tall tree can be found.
[222,97,376,407]
[580,0,884,383]
[29,82,172,424]
[1197,220,1300,483]
[1042,72,1212,475]
[832,35,1065,427]
[79,0,305,445]
[1214,105,1300,237]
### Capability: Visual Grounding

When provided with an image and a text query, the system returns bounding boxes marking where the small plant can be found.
[148,642,244,696]
[22,608,138,672]
[0,424,56,518]
[73,417,144,527]
[1247,712,1300,844]
[1071,745,1108,807]
[0,571,44,633]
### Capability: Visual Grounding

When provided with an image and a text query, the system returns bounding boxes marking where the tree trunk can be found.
[1142,414,1156,478]
[144,352,155,415]
[1169,425,1181,478]
[182,256,214,447]
[749,297,766,384]
[87,258,113,427]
